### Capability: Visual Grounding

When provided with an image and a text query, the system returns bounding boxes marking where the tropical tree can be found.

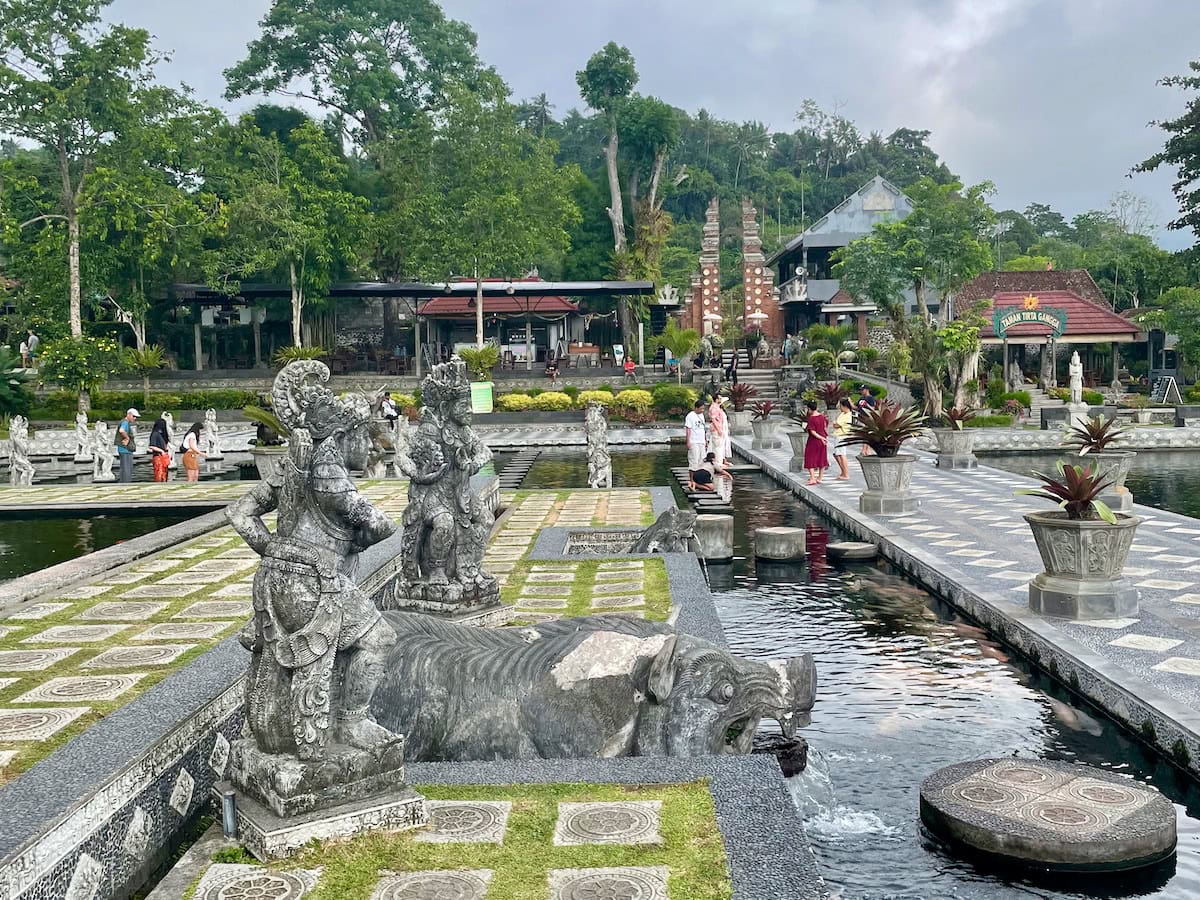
[653,320,701,383]
[123,344,165,406]
[1160,287,1200,372]
[0,0,187,339]
[37,334,123,411]
[1137,57,1200,241]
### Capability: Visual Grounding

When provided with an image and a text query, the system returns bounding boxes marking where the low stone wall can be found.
[0,425,254,461]
[908,425,1200,453]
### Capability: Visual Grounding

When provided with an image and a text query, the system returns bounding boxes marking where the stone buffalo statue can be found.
[370,611,815,761]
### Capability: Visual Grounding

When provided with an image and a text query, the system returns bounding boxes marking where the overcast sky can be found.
[112,0,1200,249]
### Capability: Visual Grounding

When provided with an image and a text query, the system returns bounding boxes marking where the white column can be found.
[193,323,203,372]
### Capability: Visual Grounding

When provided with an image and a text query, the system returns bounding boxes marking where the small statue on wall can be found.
[74,411,91,462]
[1069,351,1084,406]
[8,415,34,486]
[92,422,116,482]
[585,400,612,489]
[202,408,223,460]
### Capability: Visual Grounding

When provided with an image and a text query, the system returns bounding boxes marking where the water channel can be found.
[511,446,1200,899]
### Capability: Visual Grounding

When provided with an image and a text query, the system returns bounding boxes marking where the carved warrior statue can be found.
[371,612,816,761]
[202,408,223,460]
[392,360,498,611]
[74,411,91,461]
[585,401,612,489]
[8,416,33,486]
[92,422,116,482]
[1069,351,1084,406]
[226,361,405,816]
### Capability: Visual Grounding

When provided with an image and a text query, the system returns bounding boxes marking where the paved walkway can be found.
[734,435,1200,775]
[0,481,253,512]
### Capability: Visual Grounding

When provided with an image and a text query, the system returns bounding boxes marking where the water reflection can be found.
[0,513,195,581]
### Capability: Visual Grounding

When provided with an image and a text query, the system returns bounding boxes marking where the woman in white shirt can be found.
[180,422,207,482]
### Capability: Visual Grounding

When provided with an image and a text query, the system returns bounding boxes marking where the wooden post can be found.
[1111,343,1121,390]
[414,299,422,380]
[1002,339,1009,390]
[252,318,262,368]
[525,316,532,371]
[193,322,203,372]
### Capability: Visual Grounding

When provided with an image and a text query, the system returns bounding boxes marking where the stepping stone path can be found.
[371,870,493,900]
[414,800,512,843]
[553,800,663,845]
[548,866,669,900]
[195,864,318,900]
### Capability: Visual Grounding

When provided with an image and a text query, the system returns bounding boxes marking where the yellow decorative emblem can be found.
[1023,295,1040,310]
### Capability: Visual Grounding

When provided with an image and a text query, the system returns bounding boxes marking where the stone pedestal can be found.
[785,430,807,472]
[1067,402,1091,430]
[1024,510,1140,619]
[375,577,514,627]
[1028,574,1139,620]
[694,514,733,562]
[754,526,806,562]
[932,428,978,470]
[728,410,752,436]
[750,419,782,450]
[857,455,919,516]
[73,452,92,464]
[214,781,427,861]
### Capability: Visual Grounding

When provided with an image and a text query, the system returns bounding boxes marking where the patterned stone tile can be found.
[54,585,112,600]
[932,540,975,548]
[82,643,195,669]
[0,706,90,741]
[76,601,169,622]
[1108,634,1184,653]
[157,571,230,585]
[1150,554,1195,563]
[966,559,1017,569]
[590,596,646,609]
[21,624,128,644]
[134,621,234,641]
[548,866,668,900]
[516,598,569,610]
[1152,657,1200,677]
[0,625,19,639]
[13,673,145,703]
[174,600,252,619]
[118,583,205,599]
[597,561,644,571]
[194,864,318,899]
[211,583,254,599]
[96,571,151,585]
[414,800,512,844]
[163,547,207,559]
[6,602,74,620]
[947,548,994,558]
[992,571,1035,582]
[595,569,644,581]
[553,801,662,845]
[519,585,572,597]
[592,581,643,594]
[1170,594,1200,606]
[131,559,182,573]
[370,870,492,899]
[0,647,80,671]
[0,750,16,767]
[526,573,575,583]
[1137,579,1193,591]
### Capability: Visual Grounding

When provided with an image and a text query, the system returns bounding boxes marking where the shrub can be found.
[1048,387,1069,402]
[999,390,1031,410]
[964,414,1014,428]
[495,393,535,412]
[598,383,615,394]
[177,389,259,410]
[1002,399,1024,417]
[456,345,499,381]
[651,383,697,417]
[562,385,580,402]
[985,373,1005,408]
[612,389,653,414]
[1083,389,1105,406]
[576,390,615,408]
[526,388,544,397]
[841,379,887,401]
[808,349,836,377]
[531,391,573,411]
[390,393,416,409]
[272,345,326,367]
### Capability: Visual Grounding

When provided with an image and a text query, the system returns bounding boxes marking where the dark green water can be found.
[0,513,194,581]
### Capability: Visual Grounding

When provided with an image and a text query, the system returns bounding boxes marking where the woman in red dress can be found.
[802,399,829,485]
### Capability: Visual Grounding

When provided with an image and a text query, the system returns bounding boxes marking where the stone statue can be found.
[1069,351,1084,405]
[370,612,816,761]
[632,507,699,554]
[585,401,612,489]
[162,411,177,470]
[391,360,499,613]
[92,422,116,482]
[226,361,406,817]
[8,415,33,486]
[202,408,223,460]
[74,411,91,461]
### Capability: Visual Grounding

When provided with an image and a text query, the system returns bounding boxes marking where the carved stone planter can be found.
[251,446,287,479]
[751,417,782,450]
[1084,449,1136,513]
[1132,409,1153,425]
[1025,510,1141,619]
[786,429,808,472]
[857,453,919,515]
[729,409,752,436]
[932,427,978,470]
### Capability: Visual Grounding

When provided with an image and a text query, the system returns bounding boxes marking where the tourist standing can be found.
[180,421,205,482]
[725,351,739,386]
[148,417,170,482]
[116,408,139,483]
[18,339,28,368]
[832,398,854,481]
[708,395,730,466]
[25,329,39,367]
[684,400,707,485]
[783,334,794,366]
[802,399,829,486]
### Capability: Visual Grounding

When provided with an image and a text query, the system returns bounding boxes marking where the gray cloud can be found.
[112,0,1198,248]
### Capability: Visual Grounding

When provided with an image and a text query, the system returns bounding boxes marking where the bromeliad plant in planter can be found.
[243,404,290,478]
[932,407,978,470]
[750,400,782,450]
[841,402,927,515]
[1064,415,1135,511]
[725,383,758,436]
[1123,393,1154,425]
[1018,462,1140,619]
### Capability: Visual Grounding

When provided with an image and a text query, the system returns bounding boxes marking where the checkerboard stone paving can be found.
[195,864,318,899]
[371,870,493,900]
[548,866,669,900]
[414,800,512,844]
[553,801,662,846]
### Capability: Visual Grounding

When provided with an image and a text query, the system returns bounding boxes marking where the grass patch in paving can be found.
[201,782,730,900]
[502,557,669,622]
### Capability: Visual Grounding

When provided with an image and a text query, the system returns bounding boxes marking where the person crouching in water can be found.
[180,421,207,483]
[148,417,170,482]
[693,451,734,502]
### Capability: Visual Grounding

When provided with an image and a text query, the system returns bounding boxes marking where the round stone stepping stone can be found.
[826,541,878,561]
[754,526,806,562]
[920,758,1176,872]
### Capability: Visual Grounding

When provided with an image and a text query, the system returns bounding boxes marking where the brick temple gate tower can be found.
[684,198,722,334]
[741,198,782,348]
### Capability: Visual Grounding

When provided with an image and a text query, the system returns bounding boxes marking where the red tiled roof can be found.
[826,289,854,305]
[419,294,578,317]
[958,269,1109,306]
[979,290,1142,339]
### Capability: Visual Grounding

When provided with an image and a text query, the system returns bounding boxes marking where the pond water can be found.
[0,513,196,581]
[981,450,1200,520]
[501,447,1200,899]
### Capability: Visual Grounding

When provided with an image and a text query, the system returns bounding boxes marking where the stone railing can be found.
[909,425,1200,453]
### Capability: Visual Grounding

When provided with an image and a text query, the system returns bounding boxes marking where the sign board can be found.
[1150,376,1182,405]
[993,304,1067,338]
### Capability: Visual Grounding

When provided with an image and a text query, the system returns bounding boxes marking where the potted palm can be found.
[841,402,926,515]
[243,404,289,478]
[456,345,499,414]
[1064,416,1135,512]
[1123,394,1153,425]
[1019,462,1140,619]
[750,400,782,450]
[932,407,978,470]
[725,383,758,436]
[655,321,702,384]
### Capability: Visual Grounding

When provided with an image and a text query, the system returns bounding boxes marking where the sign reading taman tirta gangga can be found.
[992,295,1068,338]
